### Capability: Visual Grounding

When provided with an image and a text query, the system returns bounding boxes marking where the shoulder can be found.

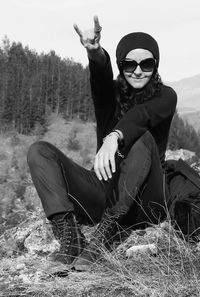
[160,84,177,99]
[159,84,177,104]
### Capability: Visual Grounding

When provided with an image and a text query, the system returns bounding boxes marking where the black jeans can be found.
[27,131,167,227]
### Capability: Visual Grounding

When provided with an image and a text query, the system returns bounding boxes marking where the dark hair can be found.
[115,70,163,119]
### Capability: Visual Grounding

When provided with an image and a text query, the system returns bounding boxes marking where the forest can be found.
[0,37,200,155]
[0,37,93,135]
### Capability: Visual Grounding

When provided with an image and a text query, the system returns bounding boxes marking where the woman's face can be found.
[122,48,154,89]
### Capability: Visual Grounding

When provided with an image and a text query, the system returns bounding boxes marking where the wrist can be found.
[112,129,124,148]
[87,46,106,64]
[112,129,123,142]
[103,131,119,143]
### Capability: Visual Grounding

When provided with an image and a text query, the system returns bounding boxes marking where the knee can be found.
[133,131,155,153]
[126,131,154,161]
[140,131,156,150]
[132,132,151,151]
[27,141,51,166]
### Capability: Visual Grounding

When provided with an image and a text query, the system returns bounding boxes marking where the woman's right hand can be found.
[73,15,102,51]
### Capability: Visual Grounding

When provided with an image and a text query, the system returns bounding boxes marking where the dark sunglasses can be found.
[120,58,156,73]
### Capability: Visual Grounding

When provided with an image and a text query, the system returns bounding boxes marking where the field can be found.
[1,116,200,297]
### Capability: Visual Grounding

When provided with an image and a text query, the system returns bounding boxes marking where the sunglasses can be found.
[120,58,156,73]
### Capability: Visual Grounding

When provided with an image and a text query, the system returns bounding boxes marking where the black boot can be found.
[74,211,123,271]
[49,212,86,265]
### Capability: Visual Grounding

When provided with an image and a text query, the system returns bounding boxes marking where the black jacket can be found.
[89,51,177,166]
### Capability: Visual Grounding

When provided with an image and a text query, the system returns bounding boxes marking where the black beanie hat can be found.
[116,32,160,70]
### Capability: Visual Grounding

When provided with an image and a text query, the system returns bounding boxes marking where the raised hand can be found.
[73,15,102,51]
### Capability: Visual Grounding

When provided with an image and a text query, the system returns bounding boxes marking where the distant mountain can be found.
[167,74,200,132]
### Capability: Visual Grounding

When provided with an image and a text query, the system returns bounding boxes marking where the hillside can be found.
[167,74,200,132]
[1,118,200,296]
[168,74,200,112]
[180,111,200,132]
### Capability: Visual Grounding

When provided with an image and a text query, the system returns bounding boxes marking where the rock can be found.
[166,149,195,161]
[126,243,157,258]
[3,213,59,255]
[18,273,32,284]
[23,185,42,210]
[13,220,42,244]
[24,229,59,254]
[191,161,200,174]
[22,219,59,254]
[16,263,26,270]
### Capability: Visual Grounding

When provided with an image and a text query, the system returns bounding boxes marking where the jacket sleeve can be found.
[114,86,177,148]
[89,49,116,109]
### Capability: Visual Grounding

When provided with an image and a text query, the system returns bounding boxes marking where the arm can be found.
[114,86,177,149]
[89,49,115,108]
[74,16,119,182]
[74,17,115,109]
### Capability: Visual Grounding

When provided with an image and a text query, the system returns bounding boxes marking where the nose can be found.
[134,65,142,75]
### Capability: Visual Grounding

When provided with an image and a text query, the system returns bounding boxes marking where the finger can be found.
[109,154,116,173]
[73,23,83,37]
[94,156,102,181]
[93,15,102,33]
[103,154,112,179]
[98,155,108,181]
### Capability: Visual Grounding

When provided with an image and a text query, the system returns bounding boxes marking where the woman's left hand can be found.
[94,133,118,181]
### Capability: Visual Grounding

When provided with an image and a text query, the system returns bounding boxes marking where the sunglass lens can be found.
[122,60,137,72]
[140,58,155,72]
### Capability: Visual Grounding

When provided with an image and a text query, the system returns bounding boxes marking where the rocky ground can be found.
[1,120,200,296]
[2,209,200,297]
[2,208,200,297]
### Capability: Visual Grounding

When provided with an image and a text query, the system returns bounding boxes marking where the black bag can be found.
[165,158,200,240]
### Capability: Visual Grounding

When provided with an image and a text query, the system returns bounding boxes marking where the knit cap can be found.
[116,32,160,69]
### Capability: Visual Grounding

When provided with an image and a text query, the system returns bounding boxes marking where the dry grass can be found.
[1,216,200,297]
[1,117,200,296]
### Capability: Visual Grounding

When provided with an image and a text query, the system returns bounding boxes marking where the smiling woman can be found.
[27,15,177,272]
[115,32,163,117]
[121,49,155,89]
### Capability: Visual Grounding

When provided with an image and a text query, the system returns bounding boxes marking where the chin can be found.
[126,78,150,89]
[130,81,147,89]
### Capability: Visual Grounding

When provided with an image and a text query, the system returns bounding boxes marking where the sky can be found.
[0,0,200,82]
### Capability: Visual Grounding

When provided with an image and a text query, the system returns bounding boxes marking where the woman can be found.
[27,16,177,271]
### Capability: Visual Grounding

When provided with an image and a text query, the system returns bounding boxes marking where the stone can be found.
[126,243,157,258]
[166,149,195,161]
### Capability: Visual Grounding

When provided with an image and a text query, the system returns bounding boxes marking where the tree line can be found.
[0,37,200,155]
[0,37,94,134]
[168,111,200,156]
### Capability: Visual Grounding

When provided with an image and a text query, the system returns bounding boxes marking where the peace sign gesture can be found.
[74,15,102,51]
